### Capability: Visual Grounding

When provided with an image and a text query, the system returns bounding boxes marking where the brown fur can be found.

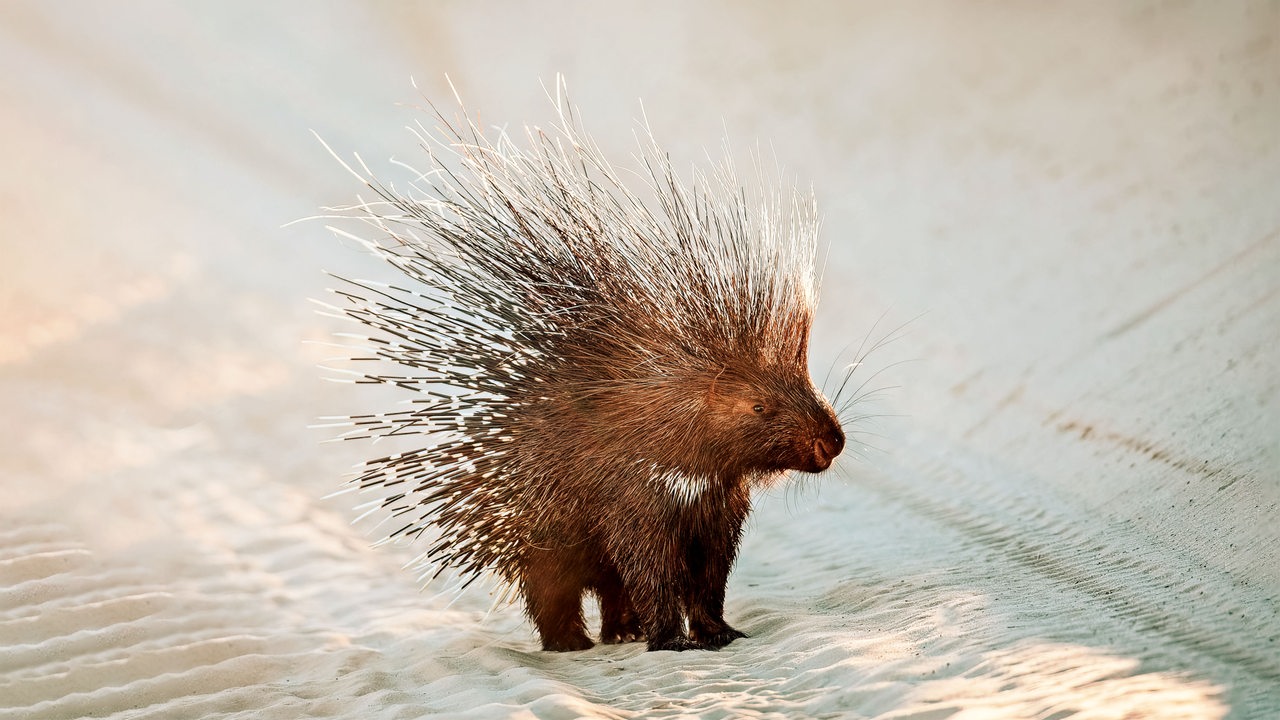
[505,339,843,651]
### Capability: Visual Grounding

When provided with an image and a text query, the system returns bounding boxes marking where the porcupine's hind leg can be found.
[521,546,594,652]
[594,558,643,643]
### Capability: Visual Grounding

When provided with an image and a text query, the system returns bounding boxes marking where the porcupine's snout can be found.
[812,425,845,470]
[795,396,844,473]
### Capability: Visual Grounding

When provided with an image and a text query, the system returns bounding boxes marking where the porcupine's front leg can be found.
[635,580,702,652]
[685,544,748,649]
[611,529,704,651]
[686,486,751,649]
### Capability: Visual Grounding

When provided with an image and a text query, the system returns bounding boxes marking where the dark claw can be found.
[699,627,747,649]
[542,633,595,652]
[600,629,644,644]
[647,635,713,652]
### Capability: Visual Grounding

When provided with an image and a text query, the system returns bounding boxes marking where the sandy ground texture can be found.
[2,2,1278,718]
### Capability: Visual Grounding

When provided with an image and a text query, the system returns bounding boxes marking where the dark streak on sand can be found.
[1057,420,1247,492]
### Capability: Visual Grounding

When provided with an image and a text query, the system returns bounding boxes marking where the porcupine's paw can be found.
[600,627,644,644]
[697,626,747,650]
[647,635,713,652]
[600,617,644,644]
[542,631,595,652]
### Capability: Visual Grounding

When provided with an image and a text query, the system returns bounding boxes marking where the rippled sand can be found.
[1,2,1276,718]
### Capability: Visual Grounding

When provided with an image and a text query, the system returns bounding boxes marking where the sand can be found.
[1,2,1276,718]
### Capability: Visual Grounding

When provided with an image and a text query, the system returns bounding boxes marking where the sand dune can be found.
[1,2,1276,718]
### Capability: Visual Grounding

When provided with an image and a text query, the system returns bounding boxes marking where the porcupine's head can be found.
[320,82,842,582]
[543,267,845,484]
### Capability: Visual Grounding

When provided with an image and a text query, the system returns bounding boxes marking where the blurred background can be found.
[1,2,1277,718]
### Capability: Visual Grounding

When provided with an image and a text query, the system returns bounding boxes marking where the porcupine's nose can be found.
[811,425,845,471]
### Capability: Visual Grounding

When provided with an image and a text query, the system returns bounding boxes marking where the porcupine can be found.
[319,85,845,652]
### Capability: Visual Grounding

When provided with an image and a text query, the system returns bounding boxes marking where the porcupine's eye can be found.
[722,393,771,418]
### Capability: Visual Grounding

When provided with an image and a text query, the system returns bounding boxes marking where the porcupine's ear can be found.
[704,367,724,405]
[702,366,746,412]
